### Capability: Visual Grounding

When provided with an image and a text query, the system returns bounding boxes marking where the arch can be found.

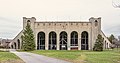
[95,20,98,26]
[59,31,67,50]
[14,42,16,49]
[27,20,31,25]
[49,31,57,50]
[17,39,20,49]
[107,43,108,49]
[95,20,98,22]
[27,20,30,22]
[11,45,13,49]
[81,31,89,50]
[105,41,106,49]
[37,32,45,50]
[70,31,78,46]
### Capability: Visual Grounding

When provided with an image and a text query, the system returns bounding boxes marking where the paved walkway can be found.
[10,49,71,63]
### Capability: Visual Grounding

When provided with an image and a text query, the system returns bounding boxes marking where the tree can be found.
[110,36,120,49]
[110,38,118,49]
[114,40,120,49]
[118,36,120,41]
[93,34,104,51]
[108,34,115,44]
[21,23,35,51]
[114,36,120,49]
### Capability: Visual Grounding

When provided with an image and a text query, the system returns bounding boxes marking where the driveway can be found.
[10,49,71,63]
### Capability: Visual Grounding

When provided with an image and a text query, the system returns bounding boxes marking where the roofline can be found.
[35,21,91,23]
[13,30,23,40]
[101,30,111,43]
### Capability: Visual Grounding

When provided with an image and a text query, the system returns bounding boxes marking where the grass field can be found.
[30,49,120,63]
[0,51,24,63]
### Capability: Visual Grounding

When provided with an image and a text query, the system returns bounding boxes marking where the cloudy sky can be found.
[0,0,120,39]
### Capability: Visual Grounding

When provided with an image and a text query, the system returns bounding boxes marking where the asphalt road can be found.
[10,49,71,63]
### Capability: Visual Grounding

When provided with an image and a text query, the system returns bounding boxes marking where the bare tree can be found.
[113,36,120,51]
[118,36,120,41]
[111,38,118,49]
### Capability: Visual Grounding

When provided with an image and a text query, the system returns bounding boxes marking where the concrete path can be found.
[10,49,71,63]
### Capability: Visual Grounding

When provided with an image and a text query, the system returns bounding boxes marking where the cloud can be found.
[0,0,119,39]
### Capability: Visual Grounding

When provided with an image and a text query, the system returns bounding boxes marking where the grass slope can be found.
[30,50,120,63]
[0,51,24,63]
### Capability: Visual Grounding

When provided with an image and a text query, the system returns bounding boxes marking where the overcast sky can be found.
[0,0,120,39]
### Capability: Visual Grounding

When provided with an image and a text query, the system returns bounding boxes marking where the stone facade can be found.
[10,17,111,50]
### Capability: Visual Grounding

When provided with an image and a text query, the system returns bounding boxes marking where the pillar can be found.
[78,32,81,50]
[57,33,59,50]
[35,33,38,50]
[45,33,48,50]
[67,32,70,50]
[88,32,91,50]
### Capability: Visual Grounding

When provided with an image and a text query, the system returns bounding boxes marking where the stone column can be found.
[35,33,38,50]
[57,33,59,50]
[45,32,48,50]
[20,41,21,49]
[16,42,18,49]
[67,32,70,50]
[88,32,91,50]
[78,32,81,50]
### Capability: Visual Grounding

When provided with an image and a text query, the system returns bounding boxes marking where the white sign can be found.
[62,45,66,48]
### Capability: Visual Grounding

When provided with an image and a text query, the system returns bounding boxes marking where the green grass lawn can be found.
[30,49,120,63]
[0,51,24,63]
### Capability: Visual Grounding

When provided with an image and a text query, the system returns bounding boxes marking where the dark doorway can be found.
[14,42,16,49]
[71,31,78,46]
[60,31,67,50]
[81,31,89,50]
[105,41,106,49]
[37,32,45,50]
[17,39,20,49]
[49,31,57,50]
[11,45,13,49]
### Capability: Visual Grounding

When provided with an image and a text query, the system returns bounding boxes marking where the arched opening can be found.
[105,41,106,49]
[95,20,98,26]
[17,39,20,49]
[37,32,45,50]
[81,31,89,50]
[71,31,78,46]
[14,42,16,49]
[27,20,30,22]
[27,20,31,25]
[49,31,57,50]
[60,31,67,50]
[107,43,108,49]
[11,45,13,49]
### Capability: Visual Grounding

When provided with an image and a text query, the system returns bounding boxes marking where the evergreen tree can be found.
[93,34,104,51]
[21,23,35,51]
